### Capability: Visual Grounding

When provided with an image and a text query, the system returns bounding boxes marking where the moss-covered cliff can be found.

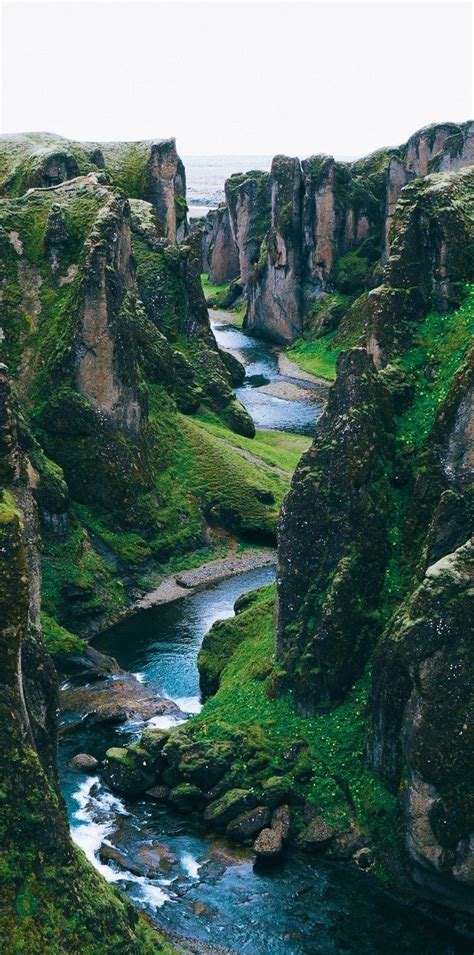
[202,121,473,345]
[109,165,473,922]
[0,160,293,648]
[0,368,177,953]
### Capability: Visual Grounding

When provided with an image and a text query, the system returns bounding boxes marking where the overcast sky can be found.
[1,1,472,158]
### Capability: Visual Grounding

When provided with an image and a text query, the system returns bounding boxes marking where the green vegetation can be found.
[287,292,369,381]
[286,333,341,381]
[195,411,310,473]
[40,613,84,658]
[396,284,474,448]
[200,273,246,325]
[193,585,397,845]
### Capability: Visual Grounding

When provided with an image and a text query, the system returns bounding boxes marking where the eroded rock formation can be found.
[203,121,474,344]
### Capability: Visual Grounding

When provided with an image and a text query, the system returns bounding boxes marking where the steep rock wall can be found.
[0,368,174,952]
[205,121,473,344]
[275,166,473,908]
[244,156,303,343]
[0,132,187,243]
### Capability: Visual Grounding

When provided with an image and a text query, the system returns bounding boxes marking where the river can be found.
[58,321,470,954]
[210,311,325,435]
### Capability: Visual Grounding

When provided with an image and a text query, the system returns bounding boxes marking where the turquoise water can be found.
[59,569,471,954]
[211,317,325,435]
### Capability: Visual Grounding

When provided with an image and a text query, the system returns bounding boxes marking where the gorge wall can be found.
[0,369,175,953]
[107,164,473,924]
[277,165,473,909]
[201,121,474,342]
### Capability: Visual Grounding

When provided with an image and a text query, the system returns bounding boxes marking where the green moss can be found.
[396,284,474,449]
[0,490,19,525]
[40,613,83,658]
[191,586,396,840]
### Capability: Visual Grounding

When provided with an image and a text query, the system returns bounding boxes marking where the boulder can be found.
[226,806,271,843]
[145,784,170,803]
[271,805,291,841]
[102,745,156,797]
[261,775,295,809]
[177,740,236,789]
[69,753,100,772]
[204,789,258,830]
[253,827,283,859]
[168,783,206,812]
[297,816,335,850]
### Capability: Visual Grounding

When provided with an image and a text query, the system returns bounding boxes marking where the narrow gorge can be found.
[0,122,472,954]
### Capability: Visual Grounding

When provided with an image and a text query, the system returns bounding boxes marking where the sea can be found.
[183,154,272,218]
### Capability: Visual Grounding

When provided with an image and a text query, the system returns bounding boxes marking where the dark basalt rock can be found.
[276,347,393,712]
[204,789,258,830]
[226,806,271,843]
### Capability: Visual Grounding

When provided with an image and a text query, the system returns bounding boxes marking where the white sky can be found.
[1,0,472,158]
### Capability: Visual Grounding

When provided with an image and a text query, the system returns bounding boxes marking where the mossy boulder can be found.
[260,775,297,809]
[102,745,157,796]
[177,740,236,789]
[203,789,258,830]
[226,806,271,843]
[168,783,206,812]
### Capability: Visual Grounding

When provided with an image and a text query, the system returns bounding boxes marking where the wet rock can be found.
[253,827,283,859]
[69,753,99,772]
[353,846,374,870]
[133,841,177,876]
[271,805,291,841]
[204,789,258,830]
[297,816,335,850]
[102,744,157,796]
[57,645,120,678]
[145,784,170,803]
[99,843,138,874]
[226,806,271,843]
[168,783,206,812]
[60,673,182,730]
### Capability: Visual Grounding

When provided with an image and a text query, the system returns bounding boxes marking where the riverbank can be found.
[134,548,276,610]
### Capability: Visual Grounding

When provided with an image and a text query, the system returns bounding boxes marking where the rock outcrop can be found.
[0,131,187,243]
[0,368,174,952]
[245,156,303,343]
[203,121,473,344]
[274,165,473,910]
[202,205,240,284]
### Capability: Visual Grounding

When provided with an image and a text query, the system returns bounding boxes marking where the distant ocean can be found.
[183,155,272,218]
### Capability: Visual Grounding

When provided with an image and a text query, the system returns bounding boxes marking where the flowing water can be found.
[59,565,471,954]
[211,313,325,435]
[59,321,470,954]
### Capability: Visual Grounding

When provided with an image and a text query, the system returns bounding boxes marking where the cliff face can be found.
[0,369,174,952]
[276,166,473,907]
[203,121,473,344]
[0,153,263,642]
[202,204,240,284]
[245,157,303,343]
[0,131,187,243]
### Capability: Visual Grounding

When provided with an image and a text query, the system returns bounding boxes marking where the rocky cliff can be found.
[276,164,473,909]
[0,131,188,242]
[0,368,175,953]
[202,121,473,344]
[0,137,285,649]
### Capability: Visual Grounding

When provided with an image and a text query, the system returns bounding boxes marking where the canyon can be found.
[0,124,472,953]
